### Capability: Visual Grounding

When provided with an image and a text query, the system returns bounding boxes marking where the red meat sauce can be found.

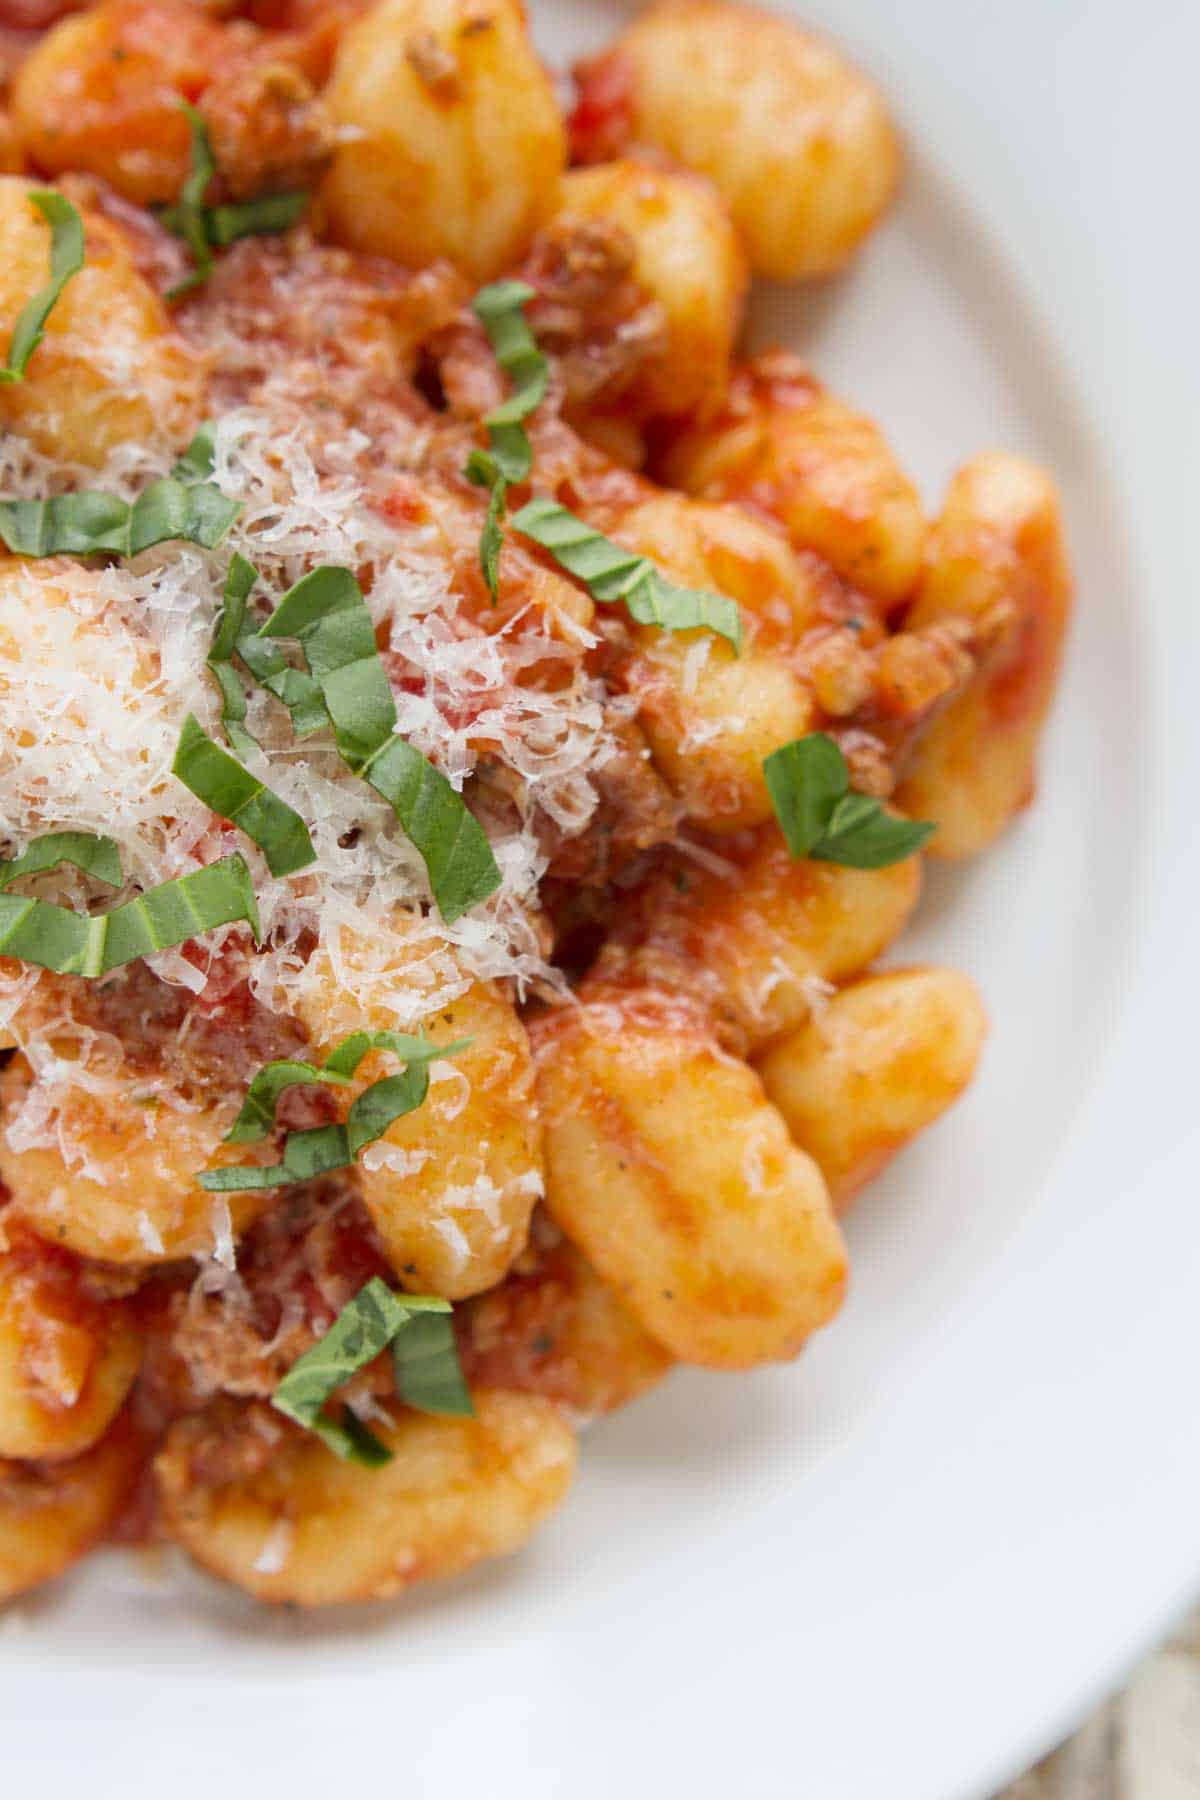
[567,48,637,167]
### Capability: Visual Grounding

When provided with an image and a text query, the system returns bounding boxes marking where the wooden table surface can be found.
[997,1610,1200,1799]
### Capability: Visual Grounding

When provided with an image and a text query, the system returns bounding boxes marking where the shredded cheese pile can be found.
[0,404,616,1122]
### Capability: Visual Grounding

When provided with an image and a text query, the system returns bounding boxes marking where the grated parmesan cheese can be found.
[0,397,616,1136]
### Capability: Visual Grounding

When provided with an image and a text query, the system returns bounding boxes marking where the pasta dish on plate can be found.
[0,0,1069,1609]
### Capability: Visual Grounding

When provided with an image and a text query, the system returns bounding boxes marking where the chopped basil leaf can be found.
[254,566,501,921]
[309,1408,392,1467]
[223,1058,353,1146]
[512,495,742,651]
[171,417,220,483]
[235,630,330,740]
[162,104,216,297]
[201,1074,427,1188]
[223,1028,469,1145]
[392,1309,474,1417]
[271,1278,466,1465]
[0,851,260,977]
[172,713,316,878]
[473,278,547,484]
[0,423,239,558]
[206,552,259,758]
[207,190,309,248]
[763,733,934,869]
[763,731,848,860]
[272,1276,414,1425]
[200,1030,469,1188]
[464,280,548,599]
[162,105,308,298]
[465,447,508,598]
[0,191,84,384]
[0,832,122,893]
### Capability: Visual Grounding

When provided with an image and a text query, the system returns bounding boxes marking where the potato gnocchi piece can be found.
[895,453,1073,856]
[11,1,224,205]
[0,1414,142,1604]
[322,0,566,282]
[0,1053,277,1265]
[612,493,819,831]
[757,967,987,1210]
[460,1220,673,1416]
[573,1,900,281]
[11,0,334,207]
[291,934,543,1300]
[0,178,201,466]
[533,984,847,1369]
[0,1231,141,1461]
[155,1390,576,1606]
[601,825,922,1055]
[662,356,927,608]
[555,161,747,422]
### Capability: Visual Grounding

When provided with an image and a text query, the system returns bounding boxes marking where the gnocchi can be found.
[322,0,566,281]
[289,933,543,1300]
[155,1390,576,1606]
[895,454,1073,855]
[533,984,847,1368]
[661,355,928,607]
[553,161,747,422]
[0,1053,281,1265]
[571,2,901,281]
[757,967,987,1209]
[0,1414,141,1603]
[0,179,201,465]
[0,1227,141,1460]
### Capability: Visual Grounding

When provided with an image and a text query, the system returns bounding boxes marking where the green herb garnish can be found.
[0,191,84,384]
[511,495,743,651]
[206,552,259,758]
[0,850,260,977]
[161,104,308,299]
[253,566,501,922]
[763,733,934,868]
[212,555,329,743]
[392,1308,473,1417]
[0,831,121,893]
[473,279,547,480]
[223,1029,471,1144]
[172,714,316,878]
[271,1278,471,1465]
[198,1027,469,1192]
[0,423,239,558]
[464,279,548,598]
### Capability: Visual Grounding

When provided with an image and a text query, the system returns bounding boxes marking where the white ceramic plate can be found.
[5,3,1197,1795]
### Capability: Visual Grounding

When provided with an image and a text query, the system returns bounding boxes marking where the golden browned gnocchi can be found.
[0,179,201,465]
[610,494,817,831]
[0,0,1069,1614]
[596,827,923,1054]
[289,932,543,1300]
[322,0,566,281]
[570,1,900,281]
[895,454,1073,855]
[0,1414,141,1603]
[0,1228,141,1461]
[461,1221,674,1415]
[554,161,747,422]
[155,1390,575,1605]
[0,1053,280,1265]
[661,353,928,606]
[533,984,847,1368]
[757,967,987,1210]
